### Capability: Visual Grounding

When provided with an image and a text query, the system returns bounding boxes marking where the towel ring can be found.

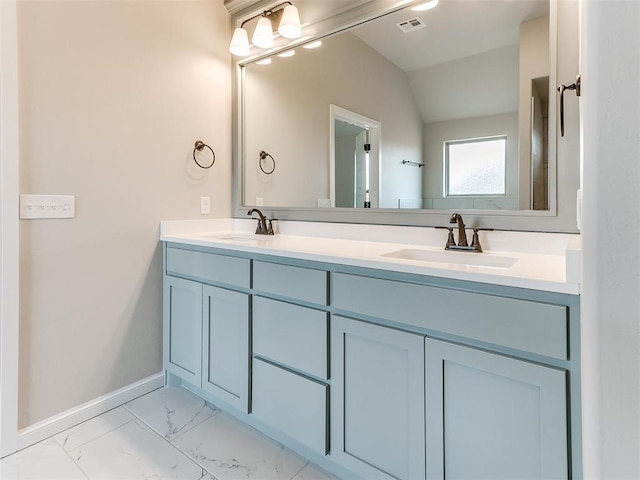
[193,141,215,169]
[259,151,276,175]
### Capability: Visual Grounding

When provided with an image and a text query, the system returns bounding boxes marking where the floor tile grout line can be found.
[124,409,218,479]
[289,460,311,480]
[56,438,92,480]
[121,390,233,479]
[164,411,315,480]
[69,414,211,480]
[63,387,324,480]
[53,414,137,454]
[122,393,222,444]
[123,399,222,447]
[125,387,307,469]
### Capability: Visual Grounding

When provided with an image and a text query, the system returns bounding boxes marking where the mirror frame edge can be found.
[230,0,580,233]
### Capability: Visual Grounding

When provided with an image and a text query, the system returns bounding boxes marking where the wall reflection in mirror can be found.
[242,0,551,211]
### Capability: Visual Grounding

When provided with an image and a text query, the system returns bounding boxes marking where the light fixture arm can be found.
[239,1,293,29]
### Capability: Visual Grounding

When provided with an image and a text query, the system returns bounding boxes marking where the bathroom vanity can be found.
[161,220,581,480]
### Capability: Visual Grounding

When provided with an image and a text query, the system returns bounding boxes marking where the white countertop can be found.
[160,219,581,295]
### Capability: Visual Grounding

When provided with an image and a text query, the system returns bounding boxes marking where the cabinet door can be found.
[331,316,425,480]
[426,338,568,480]
[163,276,202,386]
[202,285,249,412]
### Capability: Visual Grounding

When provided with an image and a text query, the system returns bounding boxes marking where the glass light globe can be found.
[278,5,301,39]
[252,16,274,49]
[229,27,250,56]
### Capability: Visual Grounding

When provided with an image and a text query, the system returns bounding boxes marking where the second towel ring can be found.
[259,151,276,175]
[193,141,215,169]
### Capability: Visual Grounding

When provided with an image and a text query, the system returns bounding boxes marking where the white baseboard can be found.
[15,372,164,452]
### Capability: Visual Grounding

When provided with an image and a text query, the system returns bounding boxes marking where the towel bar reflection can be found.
[402,160,424,168]
[193,141,215,169]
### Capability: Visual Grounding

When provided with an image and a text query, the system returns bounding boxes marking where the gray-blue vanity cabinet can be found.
[163,243,580,479]
[252,296,328,379]
[250,263,330,456]
[251,357,328,455]
[201,285,250,412]
[425,338,569,480]
[330,315,426,480]
[164,245,251,412]
[163,276,202,387]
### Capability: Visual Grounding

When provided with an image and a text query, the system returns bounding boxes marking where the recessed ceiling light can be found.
[412,0,438,11]
[303,40,323,49]
[277,50,296,58]
[256,58,272,65]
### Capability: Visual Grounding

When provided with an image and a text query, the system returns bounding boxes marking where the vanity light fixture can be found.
[229,2,302,57]
[411,0,439,11]
[256,58,272,65]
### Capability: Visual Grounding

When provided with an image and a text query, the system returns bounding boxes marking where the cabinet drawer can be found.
[252,359,328,455]
[333,273,568,360]
[253,297,328,379]
[166,246,250,288]
[253,261,327,305]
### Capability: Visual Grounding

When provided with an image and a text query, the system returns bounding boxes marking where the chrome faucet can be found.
[247,208,274,235]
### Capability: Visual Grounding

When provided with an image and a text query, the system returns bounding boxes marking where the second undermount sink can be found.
[381,248,517,269]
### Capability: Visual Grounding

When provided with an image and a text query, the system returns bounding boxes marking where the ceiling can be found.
[352,0,549,72]
[234,1,548,73]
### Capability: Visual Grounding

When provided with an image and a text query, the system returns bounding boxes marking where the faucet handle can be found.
[436,226,456,250]
[470,228,493,252]
[267,219,276,235]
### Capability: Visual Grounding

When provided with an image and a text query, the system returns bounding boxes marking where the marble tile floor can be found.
[0,386,338,480]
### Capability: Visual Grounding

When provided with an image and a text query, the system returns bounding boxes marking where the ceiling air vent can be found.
[396,17,426,33]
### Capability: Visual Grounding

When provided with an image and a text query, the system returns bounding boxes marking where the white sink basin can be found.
[381,248,517,269]
[204,233,267,243]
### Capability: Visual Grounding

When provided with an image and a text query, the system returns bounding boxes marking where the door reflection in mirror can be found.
[331,106,380,209]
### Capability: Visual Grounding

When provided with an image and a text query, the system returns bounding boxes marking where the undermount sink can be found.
[204,233,267,243]
[381,248,517,269]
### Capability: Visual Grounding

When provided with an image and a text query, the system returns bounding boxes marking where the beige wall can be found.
[17,0,231,427]
[243,32,423,209]
[408,45,519,124]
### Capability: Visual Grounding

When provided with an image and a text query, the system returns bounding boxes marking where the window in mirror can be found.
[445,136,507,197]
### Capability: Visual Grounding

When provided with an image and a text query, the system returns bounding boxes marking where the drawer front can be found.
[253,261,327,305]
[166,246,250,288]
[333,273,568,360]
[252,359,328,455]
[253,297,328,379]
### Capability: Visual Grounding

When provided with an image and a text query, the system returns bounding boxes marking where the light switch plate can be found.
[20,194,75,219]
[200,196,211,215]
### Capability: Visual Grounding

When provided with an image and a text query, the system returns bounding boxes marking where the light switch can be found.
[200,196,211,215]
[20,194,75,219]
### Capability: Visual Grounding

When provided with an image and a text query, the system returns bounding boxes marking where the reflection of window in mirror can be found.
[445,136,507,197]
